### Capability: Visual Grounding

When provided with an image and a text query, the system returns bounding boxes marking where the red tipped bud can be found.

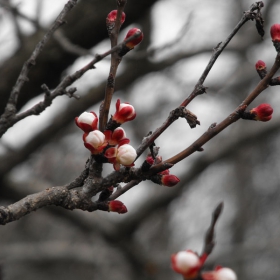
[106,10,126,25]
[124,28,143,49]
[104,127,129,146]
[146,156,154,165]
[202,266,237,280]
[271,24,280,52]
[75,112,98,132]
[105,144,137,171]
[112,99,136,124]
[251,103,273,122]
[83,130,108,154]
[255,60,266,71]
[270,24,280,42]
[108,200,127,214]
[161,174,180,187]
[171,251,201,279]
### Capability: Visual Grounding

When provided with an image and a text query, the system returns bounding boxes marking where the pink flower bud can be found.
[75,112,98,132]
[104,127,129,146]
[171,251,201,279]
[105,144,137,170]
[112,99,136,124]
[255,60,266,71]
[202,266,237,280]
[124,28,144,49]
[161,174,180,187]
[146,156,154,165]
[83,130,108,154]
[108,200,127,214]
[250,103,273,122]
[106,10,126,25]
[270,24,280,42]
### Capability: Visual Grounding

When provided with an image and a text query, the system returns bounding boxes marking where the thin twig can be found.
[202,202,224,256]
[109,180,141,200]
[0,32,142,137]
[135,2,262,160]
[0,0,78,136]
[150,52,280,172]
[99,1,127,132]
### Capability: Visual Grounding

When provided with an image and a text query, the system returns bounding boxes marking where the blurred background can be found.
[0,0,280,279]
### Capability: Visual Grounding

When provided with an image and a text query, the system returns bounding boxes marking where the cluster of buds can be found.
[241,103,273,122]
[171,250,237,280]
[75,99,137,170]
[143,155,180,187]
[270,23,280,52]
[106,9,144,56]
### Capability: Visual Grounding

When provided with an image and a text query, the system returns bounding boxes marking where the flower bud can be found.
[202,266,237,280]
[106,10,126,25]
[75,112,98,132]
[124,28,144,49]
[112,99,136,124]
[105,144,137,170]
[171,251,201,279]
[270,24,280,42]
[104,127,129,146]
[270,24,280,52]
[251,103,273,122]
[108,200,127,214]
[255,60,267,79]
[255,60,266,71]
[141,156,154,172]
[161,174,180,187]
[146,156,154,165]
[83,130,108,154]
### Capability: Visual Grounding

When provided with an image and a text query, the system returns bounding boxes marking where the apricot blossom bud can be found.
[112,99,136,124]
[255,60,266,71]
[104,127,128,146]
[171,251,201,279]
[108,200,127,214]
[83,130,108,154]
[106,10,126,25]
[146,156,154,165]
[105,144,137,170]
[270,24,280,42]
[124,28,144,49]
[270,24,280,52]
[251,103,273,122]
[75,112,98,132]
[202,266,237,280]
[161,174,180,187]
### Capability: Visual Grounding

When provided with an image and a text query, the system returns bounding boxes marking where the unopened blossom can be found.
[106,10,126,25]
[83,130,107,154]
[202,266,237,280]
[171,250,207,279]
[255,60,266,71]
[105,143,137,171]
[108,200,127,214]
[75,112,98,132]
[112,99,136,124]
[251,103,273,122]
[104,127,129,146]
[161,174,180,187]
[270,24,280,42]
[124,28,144,49]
